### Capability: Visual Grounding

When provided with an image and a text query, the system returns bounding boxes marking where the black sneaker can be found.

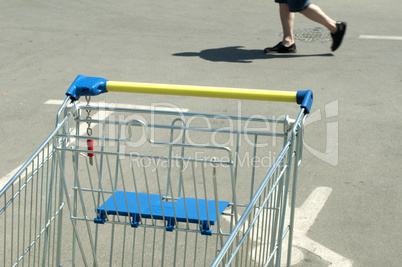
[331,21,347,51]
[264,42,297,54]
[264,42,282,53]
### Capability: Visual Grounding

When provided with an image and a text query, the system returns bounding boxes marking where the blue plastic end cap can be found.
[166,217,176,232]
[94,218,105,224]
[66,75,108,101]
[200,221,213,236]
[94,211,106,224]
[131,214,140,228]
[296,90,313,114]
[201,229,213,236]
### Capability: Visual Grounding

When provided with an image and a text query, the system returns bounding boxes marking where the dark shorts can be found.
[275,0,311,12]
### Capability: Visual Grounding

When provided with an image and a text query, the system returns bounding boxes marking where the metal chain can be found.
[85,95,94,165]
[85,96,92,136]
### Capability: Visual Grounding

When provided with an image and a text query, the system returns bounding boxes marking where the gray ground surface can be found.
[1,0,401,266]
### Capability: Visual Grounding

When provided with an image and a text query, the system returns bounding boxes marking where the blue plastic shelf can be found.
[94,191,230,235]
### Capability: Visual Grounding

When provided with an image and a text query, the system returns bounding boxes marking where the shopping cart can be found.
[0,75,313,267]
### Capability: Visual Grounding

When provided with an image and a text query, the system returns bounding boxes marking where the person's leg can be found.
[279,3,295,46]
[299,3,346,51]
[264,3,297,53]
[299,4,337,33]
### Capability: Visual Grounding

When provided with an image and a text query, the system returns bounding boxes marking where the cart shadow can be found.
[173,46,333,63]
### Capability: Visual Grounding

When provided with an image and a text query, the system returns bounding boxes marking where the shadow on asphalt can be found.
[173,46,333,63]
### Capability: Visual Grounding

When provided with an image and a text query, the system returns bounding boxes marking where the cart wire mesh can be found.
[1,77,311,267]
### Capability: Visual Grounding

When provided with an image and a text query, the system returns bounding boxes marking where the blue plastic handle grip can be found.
[296,90,313,114]
[65,75,108,101]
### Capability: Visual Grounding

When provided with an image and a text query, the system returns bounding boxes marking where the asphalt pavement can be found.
[1,0,401,266]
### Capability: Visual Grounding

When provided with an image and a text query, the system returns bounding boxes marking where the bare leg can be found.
[279,3,295,46]
[300,4,337,33]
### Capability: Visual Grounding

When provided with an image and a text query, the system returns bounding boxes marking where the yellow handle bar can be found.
[66,75,313,113]
[106,81,297,103]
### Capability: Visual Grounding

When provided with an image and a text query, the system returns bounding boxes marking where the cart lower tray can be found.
[94,191,229,235]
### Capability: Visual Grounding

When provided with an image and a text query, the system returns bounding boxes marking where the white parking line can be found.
[290,187,353,266]
[0,109,104,192]
[359,35,402,41]
[222,187,352,266]
[0,164,24,191]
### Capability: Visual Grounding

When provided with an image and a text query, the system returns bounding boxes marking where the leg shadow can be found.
[173,46,333,63]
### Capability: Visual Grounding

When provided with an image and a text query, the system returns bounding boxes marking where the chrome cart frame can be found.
[0,75,312,266]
